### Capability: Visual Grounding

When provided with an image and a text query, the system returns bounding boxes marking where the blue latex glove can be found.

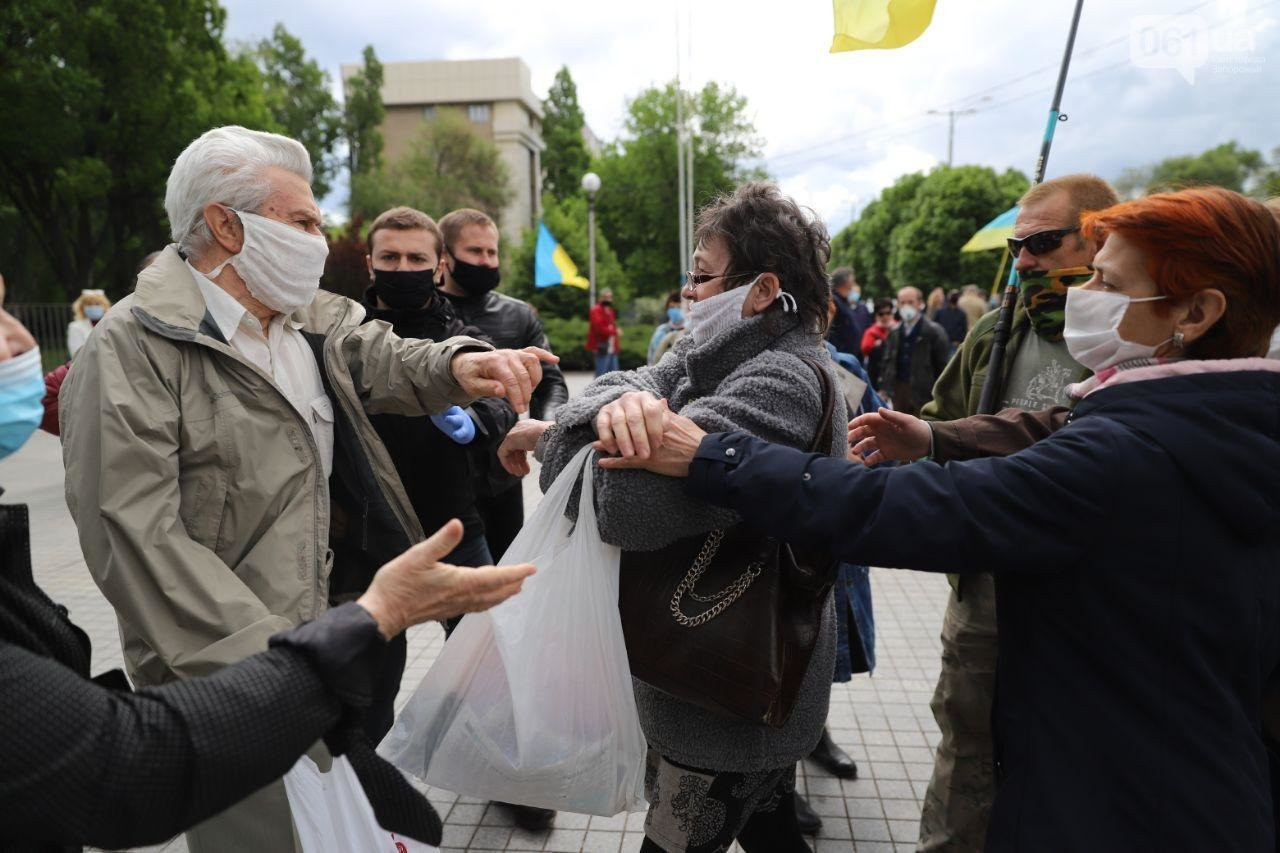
[430,406,476,445]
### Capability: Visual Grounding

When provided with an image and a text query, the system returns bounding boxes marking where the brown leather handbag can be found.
[617,356,838,728]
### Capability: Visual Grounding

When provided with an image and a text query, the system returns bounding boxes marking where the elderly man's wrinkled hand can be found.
[452,347,558,414]
[591,391,668,459]
[847,407,932,466]
[358,520,535,639]
[497,418,553,477]
[597,409,705,478]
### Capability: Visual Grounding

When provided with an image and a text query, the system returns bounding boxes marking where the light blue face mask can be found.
[0,347,46,461]
[84,305,106,322]
[667,306,685,326]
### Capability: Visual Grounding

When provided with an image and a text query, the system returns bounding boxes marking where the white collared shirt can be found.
[187,261,334,479]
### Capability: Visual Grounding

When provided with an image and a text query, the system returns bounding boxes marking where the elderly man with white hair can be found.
[58,126,555,852]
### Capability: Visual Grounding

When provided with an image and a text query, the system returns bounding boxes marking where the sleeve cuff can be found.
[685,431,749,506]
[269,603,386,707]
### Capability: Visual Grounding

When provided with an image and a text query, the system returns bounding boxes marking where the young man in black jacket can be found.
[437,209,570,562]
[360,207,518,731]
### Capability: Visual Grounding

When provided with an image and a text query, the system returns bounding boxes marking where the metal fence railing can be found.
[7,303,73,372]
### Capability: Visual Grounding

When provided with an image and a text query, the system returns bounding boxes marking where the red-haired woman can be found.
[598,187,1280,851]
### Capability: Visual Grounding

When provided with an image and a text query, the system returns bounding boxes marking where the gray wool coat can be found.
[538,312,847,772]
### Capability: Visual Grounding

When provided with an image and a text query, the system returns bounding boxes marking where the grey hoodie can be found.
[539,312,847,772]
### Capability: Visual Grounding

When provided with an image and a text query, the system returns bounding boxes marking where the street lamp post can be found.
[582,172,601,305]
[927,98,989,166]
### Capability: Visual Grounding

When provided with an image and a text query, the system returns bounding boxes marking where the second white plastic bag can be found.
[378,445,647,816]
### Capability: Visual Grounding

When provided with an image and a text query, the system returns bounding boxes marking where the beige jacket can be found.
[60,245,490,687]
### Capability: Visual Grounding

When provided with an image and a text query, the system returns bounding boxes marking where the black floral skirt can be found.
[640,750,811,853]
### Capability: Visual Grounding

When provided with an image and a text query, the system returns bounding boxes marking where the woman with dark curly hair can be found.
[602,187,1280,852]
[500,183,845,852]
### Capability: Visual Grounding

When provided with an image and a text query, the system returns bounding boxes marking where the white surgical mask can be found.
[1064,287,1170,372]
[687,276,797,345]
[208,210,329,315]
[899,305,919,324]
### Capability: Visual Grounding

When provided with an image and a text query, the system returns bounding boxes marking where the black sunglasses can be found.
[875,308,894,316]
[1007,226,1080,257]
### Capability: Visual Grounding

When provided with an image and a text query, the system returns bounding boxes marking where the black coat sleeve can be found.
[685,422,1120,575]
[0,604,382,849]
[524,312,570,421]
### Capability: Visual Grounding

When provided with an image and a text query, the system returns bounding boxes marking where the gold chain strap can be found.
[669,529,765,627]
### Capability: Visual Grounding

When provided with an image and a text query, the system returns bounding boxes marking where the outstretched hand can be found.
[597,409,706,478]
[497,418,553,477]
[451,346,559,414]
[847,407,932,466]
[357,520,535,639]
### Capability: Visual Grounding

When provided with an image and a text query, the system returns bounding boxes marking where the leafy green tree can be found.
[250,24,342,198]
[887,166,1027,289]
[541,67,591,202]
[348,110,513,224]
[343,45,385,182]
[830,172,928,297]
[594,81,766,298]
[1116,141,1274,197]
[0,0,273,299]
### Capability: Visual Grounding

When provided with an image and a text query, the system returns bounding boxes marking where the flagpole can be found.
[975,0,1085,415]
[675,11,688,283]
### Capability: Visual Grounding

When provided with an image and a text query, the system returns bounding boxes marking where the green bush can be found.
[541,315,655,372]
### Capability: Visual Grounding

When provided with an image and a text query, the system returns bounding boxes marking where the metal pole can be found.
[587,197,597,307]
[946,112,955,166]
[675,12,687,277]
[686,7,695,257]
[975,0,1085,415]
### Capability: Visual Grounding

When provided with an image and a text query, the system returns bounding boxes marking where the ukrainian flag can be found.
[831,0,937,52]
[960,205,1018,252]
[534,222,590,289]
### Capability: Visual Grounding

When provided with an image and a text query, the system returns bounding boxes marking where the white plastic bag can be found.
[379,445,647,815]
[282,754,439,853]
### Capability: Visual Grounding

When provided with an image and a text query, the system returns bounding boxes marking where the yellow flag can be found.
[830,0,937,52]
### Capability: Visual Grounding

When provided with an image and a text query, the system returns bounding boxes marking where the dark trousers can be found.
[475,485,525,563]
[364,532,494,743]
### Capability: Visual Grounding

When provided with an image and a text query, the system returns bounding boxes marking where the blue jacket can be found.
[686,368,1280,852]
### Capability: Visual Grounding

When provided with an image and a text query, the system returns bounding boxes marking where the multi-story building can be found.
[343,57,545,245]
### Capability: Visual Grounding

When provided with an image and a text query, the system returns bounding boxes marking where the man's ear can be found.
[204,204,244,255]
[364,254,374,281]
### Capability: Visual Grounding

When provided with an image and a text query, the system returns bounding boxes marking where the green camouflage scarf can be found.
[1020,266,1094,342]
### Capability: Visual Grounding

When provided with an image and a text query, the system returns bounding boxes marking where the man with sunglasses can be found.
[915,174,1119,853]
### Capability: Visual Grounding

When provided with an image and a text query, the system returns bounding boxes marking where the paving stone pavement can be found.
[1,371,950,853]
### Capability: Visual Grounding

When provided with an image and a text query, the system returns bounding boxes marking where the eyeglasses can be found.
[1006,226,1080,257]
[684,270,758,288]
[875,309,894,316]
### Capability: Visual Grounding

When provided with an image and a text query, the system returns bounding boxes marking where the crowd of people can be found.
[3,121,1280,853]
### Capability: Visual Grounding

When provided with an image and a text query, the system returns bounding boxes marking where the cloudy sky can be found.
[220,0,1279,232]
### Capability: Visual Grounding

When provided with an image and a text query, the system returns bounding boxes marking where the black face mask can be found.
[449,257,501,295]
[372,268,436,310]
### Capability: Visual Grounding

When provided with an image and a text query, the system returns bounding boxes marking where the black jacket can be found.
[827,298,871,357]
[441,288,570,495]
[933,305,969,345]
[686,367,1280,852]
[0,500,441,851]
[360,289,517,543]
[877,316,950,404]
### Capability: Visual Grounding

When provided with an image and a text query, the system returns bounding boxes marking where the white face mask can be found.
[208,210,329,315]
[1064,287,1170,372]
[898,305,919,324]
[687,276,798,345]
